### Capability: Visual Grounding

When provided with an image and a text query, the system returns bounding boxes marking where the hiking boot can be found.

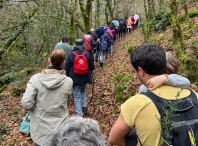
[100,63,103,66]
[82,107,87,112]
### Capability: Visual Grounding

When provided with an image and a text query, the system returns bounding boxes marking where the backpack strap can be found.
[140,90,169,115]
[82,51,86,56]
[72,51,78,56]
[73,51,86,56]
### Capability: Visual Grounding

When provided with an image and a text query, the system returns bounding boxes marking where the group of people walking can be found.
[20,13,198,146]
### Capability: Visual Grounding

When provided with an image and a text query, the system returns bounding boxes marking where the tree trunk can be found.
[168,0,186,49]
[182,0,193,29]
[69,13,75,45]
[79,0,92,32]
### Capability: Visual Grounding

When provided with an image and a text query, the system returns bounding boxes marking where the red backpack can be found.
[84,36,92,52]
[73,51,88,75]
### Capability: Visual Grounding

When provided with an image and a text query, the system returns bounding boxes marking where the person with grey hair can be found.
[50,116,105,146]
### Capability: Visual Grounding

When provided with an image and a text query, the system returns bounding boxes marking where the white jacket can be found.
[21,69,73,146]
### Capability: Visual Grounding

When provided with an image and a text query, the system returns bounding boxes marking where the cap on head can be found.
[74,39,85,48]
[100,24,105,27]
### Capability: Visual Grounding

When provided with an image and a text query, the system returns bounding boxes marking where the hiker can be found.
[134,13,139,29]
[105,22,116,55]
[130,15,135,30]
[65,39,94,117]
[125,52,191,145]
[126,17,132,33]
[120,18,127,37]
[21,49,73,146]
[50,116,105,146]
[99,31,111,66]
[90,28,98,55]
[55,36,74,69]
[116,19,122,41]
[81,30,99,61]
[111,18,119,41]
[109,43,198,146]
[95,24,106,62]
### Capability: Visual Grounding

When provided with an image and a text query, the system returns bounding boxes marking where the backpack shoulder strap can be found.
[82,51,86,56]
[140,90,168,115]
[189,89,198,102]
[73,51,78,56]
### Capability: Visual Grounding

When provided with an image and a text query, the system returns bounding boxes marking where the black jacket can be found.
[65,48,95,85]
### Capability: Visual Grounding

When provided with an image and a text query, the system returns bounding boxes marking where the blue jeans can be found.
[35,144,40,146]
[73,84,87,117]
[95,50,99,60]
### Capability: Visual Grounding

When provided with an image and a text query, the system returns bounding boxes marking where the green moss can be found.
[0,85,7,93]
[127,46,134,54]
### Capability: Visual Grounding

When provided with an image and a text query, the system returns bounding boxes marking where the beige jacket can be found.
[21,69,73,146]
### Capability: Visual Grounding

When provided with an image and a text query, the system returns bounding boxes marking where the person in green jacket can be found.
[55,36,74,69]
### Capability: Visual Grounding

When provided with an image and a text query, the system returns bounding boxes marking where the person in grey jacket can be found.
[21,49,73,146]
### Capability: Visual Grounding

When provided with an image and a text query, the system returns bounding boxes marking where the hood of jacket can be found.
[37,69,66,89]
[84,34,91,39]
[102,34,109,39]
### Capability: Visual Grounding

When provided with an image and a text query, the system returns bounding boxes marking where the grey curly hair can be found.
[50,116,105,146]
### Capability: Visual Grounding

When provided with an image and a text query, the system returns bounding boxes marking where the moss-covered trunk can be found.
[167,0,198,82]
[69,13,75,45]
[168,0,186,49]
[79,0,92,32]
[182,0,193,29]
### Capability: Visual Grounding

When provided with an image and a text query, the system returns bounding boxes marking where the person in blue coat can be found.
[65,39,95,117]
[95,24,105,62]
[99,31,111,66]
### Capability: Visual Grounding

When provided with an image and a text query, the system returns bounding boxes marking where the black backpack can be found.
[126,89,198,146]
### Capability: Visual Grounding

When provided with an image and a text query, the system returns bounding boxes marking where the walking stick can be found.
[88,72,94,104]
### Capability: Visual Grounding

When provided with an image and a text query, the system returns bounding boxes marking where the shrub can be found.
[127,46,134,54]
[149,8,171,31]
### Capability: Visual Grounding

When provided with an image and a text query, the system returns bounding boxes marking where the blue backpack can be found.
[100,35,109,51]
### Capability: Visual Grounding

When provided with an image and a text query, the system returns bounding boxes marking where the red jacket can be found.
[131,16,135,24]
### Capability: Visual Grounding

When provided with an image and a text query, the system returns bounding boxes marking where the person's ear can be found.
[48,58,51,65]
[60,61,65,67]
[137,67,144,77]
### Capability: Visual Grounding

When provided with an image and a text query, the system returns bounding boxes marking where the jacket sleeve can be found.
[21,76,37,111]
[108,37,111,47]
[139,84,148,93]
[81,36,84,42]
[87,53,95,71]
[165,74,191,88]
[65,53,73,76]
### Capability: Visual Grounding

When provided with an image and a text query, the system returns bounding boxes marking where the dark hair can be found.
[125,17,127,19]
[104,31,108,35]
[130,43,167,75]
[61,36,69,43]
[50,49,66,66]
[86,30,91,35]
[110,22,115,30]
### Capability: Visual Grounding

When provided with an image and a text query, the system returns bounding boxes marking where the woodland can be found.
[0,0,198,145]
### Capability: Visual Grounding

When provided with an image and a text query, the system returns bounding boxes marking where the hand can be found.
[146,75,168,90]
[97,39,100,42]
